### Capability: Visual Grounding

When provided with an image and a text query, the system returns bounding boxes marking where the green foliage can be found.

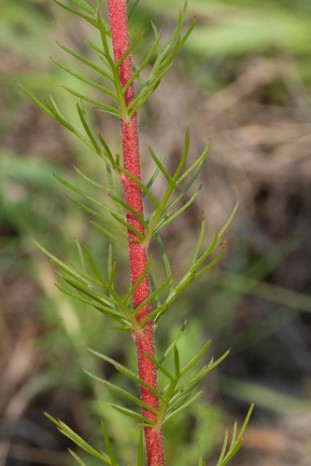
[22,0,253,464]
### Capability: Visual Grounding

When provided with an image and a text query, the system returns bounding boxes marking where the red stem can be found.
[107,1,165,465]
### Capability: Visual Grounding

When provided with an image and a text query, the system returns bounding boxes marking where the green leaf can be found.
[54,1,98,27]
[217,429,228,465]
[176,350,230,397]
[216,202,238,241]
[61,276,116,309]
[117,166,159,208]
[76,103,102,154]
[128,6,196,114]
[56,283,126,324]
[176,139,210,186]
[19,85,53,117]
[44,413,112,464]
[74,166,105,189]
[155,185,202,234]
[68,449,87,466]
[44,96,94,150]
[107,243,116,288]
[64,86,120,117]
[57,42,113,82]
[148,146,172,184]
[67,0,96,15]
[34,240,89,285]
[110,211,145,242]
[137,430,144,466]
[90,221,127,248]
[108,403,155,426]
[123,27,160,94]
[191,214,206,264]
[155,234,174,292]
[75,239,87,273]
[216,403,254,466]
[160,320,187,364]
[163,390,202,424]
[116,30,144,68]
[194,249,226,279]
[143,352,174,381]
[173,345,180,378]
[133,276,172,318]
[180,340,212,377]
[197,446,206,466]
[108,191,148,229]
[101,422,118,466]
[89,349,164,400]
[55,174,121,219]
[145,152,165,191]
[123,259,152,305]
[52,59,117,100]
[85,370,159,415]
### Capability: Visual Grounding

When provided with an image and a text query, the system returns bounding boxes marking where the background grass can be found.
[1,0,311,464]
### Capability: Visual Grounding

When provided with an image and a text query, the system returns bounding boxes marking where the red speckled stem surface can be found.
[107,1,165,465]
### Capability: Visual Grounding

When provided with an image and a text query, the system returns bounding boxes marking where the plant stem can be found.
[107,1,165,464]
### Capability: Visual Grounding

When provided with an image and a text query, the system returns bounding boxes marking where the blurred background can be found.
[1,0,311,464]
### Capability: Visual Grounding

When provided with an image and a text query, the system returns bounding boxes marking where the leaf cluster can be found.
[46,334,253,465]
[26,0,235,333]
[23,0,253,464]
[22,0,195,122]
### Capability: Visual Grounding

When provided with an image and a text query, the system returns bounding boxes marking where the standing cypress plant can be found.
[22,0,253,464]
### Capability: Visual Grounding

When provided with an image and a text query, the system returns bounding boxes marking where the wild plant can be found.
[22,0,253,464]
